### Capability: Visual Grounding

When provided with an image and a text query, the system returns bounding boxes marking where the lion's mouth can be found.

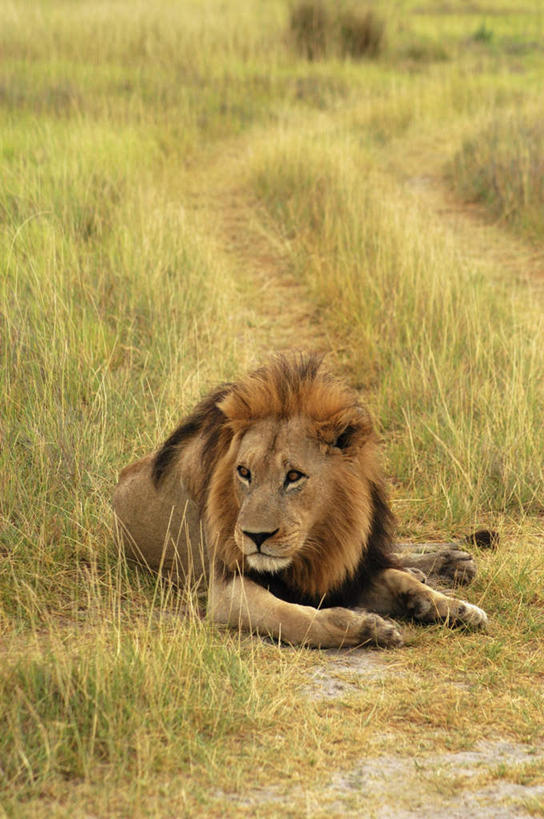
[245,552,292,573]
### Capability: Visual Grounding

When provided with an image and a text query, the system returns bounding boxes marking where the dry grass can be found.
[289,0,330,60]
[250,129,544,527]
[452,107,544,238]
[2,0,544,814]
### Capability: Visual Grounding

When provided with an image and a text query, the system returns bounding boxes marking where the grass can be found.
[290,1,330,60]
[452,107,544,237]
[0,592,312,814]
[250,130,544,526]
[2,0,544,814]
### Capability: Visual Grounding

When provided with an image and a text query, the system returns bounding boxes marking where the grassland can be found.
[1,0,544,815]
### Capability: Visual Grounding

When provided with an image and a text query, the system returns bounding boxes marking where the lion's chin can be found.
[246,553,292,574]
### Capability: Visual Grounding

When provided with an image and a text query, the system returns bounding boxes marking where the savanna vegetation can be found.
[1,0,543,815]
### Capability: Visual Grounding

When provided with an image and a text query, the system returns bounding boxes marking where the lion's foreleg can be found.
[208,573,403,649]
[359,568,487,629]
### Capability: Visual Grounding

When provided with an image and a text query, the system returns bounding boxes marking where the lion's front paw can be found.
[430,596,488,630]
[451,600,488,629]
[360,612,404,648]
[402,585,488,630]
[328,608,404,649]
[433,549,477,586]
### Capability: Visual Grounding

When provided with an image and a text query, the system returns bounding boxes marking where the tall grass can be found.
[0,104,266,811]
[250,133,544,528]
[0,0,290,153]
[0,4,285,806]
[0,115,239,613]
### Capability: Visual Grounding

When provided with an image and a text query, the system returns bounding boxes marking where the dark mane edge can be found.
[152,384,233,487]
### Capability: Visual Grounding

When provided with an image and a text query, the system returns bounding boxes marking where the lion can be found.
[113,355,488,648]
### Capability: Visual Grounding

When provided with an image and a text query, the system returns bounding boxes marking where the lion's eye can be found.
[237,465,251,482]
[285,469,304,485]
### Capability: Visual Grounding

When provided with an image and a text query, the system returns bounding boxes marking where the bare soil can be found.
[217,732,544,817]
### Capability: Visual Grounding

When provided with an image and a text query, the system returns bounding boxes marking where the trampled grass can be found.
[2,0,544,814]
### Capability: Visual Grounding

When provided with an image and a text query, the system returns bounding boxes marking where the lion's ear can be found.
[320,405,373,453]
[334,424,359,451]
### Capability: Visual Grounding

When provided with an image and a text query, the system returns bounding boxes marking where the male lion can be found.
[113,356,488,648]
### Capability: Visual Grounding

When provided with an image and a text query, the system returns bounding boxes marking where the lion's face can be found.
[199,356,385,598]
[231,417,335,573]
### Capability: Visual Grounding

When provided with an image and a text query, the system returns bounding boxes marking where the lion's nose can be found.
[243,529,279,551]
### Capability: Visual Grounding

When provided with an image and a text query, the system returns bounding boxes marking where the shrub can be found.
[472,22,494,43]
[289,1,385,61]
[339,8,385,58]
[289,0,330,60]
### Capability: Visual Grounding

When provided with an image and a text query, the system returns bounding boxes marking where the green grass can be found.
[2,0,544,814]
[0,114,239,619]
[0,0,292,155]
[0,597,304,813]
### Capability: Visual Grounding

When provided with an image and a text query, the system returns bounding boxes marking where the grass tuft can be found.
[0,613,263,799]
[289,1,386,61]
[289,0,330,61]
[472,22,494,44]
[338,7,385,58]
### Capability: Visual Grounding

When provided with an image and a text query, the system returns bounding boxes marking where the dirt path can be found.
[391,137,544,287]
[220,739,544,817]
[185,139,335,366]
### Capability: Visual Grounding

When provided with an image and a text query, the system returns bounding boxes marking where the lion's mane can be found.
[152,355,396,607]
